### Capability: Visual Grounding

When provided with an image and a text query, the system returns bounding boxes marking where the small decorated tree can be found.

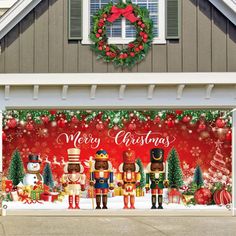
[167,148,183,189]
[8,149,25,186]
[193,165,204,188]
[43,163,54,189]
[136,158,145,197]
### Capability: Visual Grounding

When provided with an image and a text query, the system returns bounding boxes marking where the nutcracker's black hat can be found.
[150,148,164,163]
[28,154,41,163]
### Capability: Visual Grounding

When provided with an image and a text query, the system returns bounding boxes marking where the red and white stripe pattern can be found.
[68,148,80,164]
[213,188,232,205]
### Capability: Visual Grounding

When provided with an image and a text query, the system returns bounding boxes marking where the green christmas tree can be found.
[8,150,25,186]
[193,165,204,188]
[136,158,145,188]
[167,148,183,188]
[43,163,54,189]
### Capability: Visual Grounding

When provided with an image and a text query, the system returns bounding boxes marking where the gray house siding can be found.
[0,0,235,73]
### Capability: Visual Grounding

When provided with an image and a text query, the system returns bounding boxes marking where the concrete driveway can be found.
[0,216,236,236]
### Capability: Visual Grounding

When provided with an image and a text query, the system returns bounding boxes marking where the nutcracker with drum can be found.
[117,149,141,209]
[62,148,86,209]
[90,150,114,209]
[145,148,168,209]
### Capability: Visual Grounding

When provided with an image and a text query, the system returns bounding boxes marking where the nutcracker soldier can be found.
[62,148,86,209]
[145,148,168,209]
[117,149,140,209]
[90,150,114,209]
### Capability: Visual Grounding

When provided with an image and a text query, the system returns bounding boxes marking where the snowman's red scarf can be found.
[27,170,42,181]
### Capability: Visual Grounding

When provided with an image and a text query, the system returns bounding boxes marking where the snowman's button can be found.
[34,181,37,184]
[34,176,36,179]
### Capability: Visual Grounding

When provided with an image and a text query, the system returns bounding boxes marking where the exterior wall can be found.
[0,0,235,73]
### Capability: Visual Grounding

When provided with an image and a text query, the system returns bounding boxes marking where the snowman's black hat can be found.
[28,154,41,163]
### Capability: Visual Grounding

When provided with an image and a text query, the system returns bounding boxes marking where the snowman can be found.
[23,154,43,186]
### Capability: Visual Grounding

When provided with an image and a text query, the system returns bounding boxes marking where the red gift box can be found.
[40,192,59,202]
[2,180,13,193]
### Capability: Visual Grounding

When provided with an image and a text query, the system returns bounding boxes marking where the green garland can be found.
[2,109,232,129]
[90,0,153,68]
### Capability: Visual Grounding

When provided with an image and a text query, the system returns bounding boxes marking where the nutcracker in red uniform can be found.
[62,148,86,209]
[117,149,140,209]
[90,150,114,209]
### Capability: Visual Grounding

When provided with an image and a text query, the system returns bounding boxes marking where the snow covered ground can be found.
[3,193,230,211]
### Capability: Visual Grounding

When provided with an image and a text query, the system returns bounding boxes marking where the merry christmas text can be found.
[56,131,101,149]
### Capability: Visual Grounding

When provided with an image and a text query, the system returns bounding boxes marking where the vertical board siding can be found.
[48,0,64,72]
[212,8,227,72]
[182,0,197,71]
[4,25,20,72]
[227,21,236,72]
[34,0,49,72]
[197,0,212,72]
[20,11,35,72]
[0,0,235,73]
[63,0,78,72]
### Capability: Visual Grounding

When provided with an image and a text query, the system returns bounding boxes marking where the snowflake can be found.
[36,128,49,138]
[15,129,23,138]
[190,146,201,157]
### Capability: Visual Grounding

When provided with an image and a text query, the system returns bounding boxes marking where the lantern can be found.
[168,188,181,204]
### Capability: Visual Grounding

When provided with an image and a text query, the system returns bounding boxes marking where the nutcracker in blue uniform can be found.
[90,150,114,209]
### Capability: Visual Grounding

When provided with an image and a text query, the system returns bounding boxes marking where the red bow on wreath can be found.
[107,5,139,23]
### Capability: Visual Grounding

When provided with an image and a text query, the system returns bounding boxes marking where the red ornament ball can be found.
[2,131,7,141]
[57,118,66,128]
[216,118,225,128]
[167,119,175,128]
[49,110,57,115]
[154,116,161,124]
[96,33,101,38]
[194,188,212,205]
[7,118,17,129]
[182,116,191,123]
[71,116,79,124]
[98,29,103,34]
[213,187,231,205]
[128,123,136,131]
[175,110,183,115]
[41,116,49,124]
[96,122,104,131]
[225,130,232,141]
[198,122,206,131]
[26,122,34,131]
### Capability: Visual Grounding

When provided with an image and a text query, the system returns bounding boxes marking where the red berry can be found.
[123,53,128,58]
[135,48,140,52]
[130,52,135,57]
[138,21,142,25]
[119,54,124,59]
[143,34,148,39]
[26,122,34,131]
[98,46,103,50]
[98,23,104,27]
[96,33,100,38]
[106,52,111,56]
[143,38,147,43]
[99,19,104,24]
[139,45,144,50]
[105,47,110,52]
[98,29,103,34]
[139,32,144,36]
[103,14,107,18]
[141,24,145,28]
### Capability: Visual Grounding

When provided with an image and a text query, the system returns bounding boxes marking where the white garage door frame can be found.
[0,72,235,216]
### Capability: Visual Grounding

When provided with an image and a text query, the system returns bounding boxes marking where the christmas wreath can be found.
[90,1,153,68]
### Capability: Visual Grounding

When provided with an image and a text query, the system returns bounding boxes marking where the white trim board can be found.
[0,73,236,85]
[0,0,17,9]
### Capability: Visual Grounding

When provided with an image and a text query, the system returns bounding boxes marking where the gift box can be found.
[11,191,19,201]
[2,179,13,193]
[40,192,59,202]
[31,190,43,200]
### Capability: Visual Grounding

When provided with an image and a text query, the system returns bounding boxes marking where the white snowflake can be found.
[190,146,201,157]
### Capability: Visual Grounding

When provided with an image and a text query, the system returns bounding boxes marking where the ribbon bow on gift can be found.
[107,5,139,23]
